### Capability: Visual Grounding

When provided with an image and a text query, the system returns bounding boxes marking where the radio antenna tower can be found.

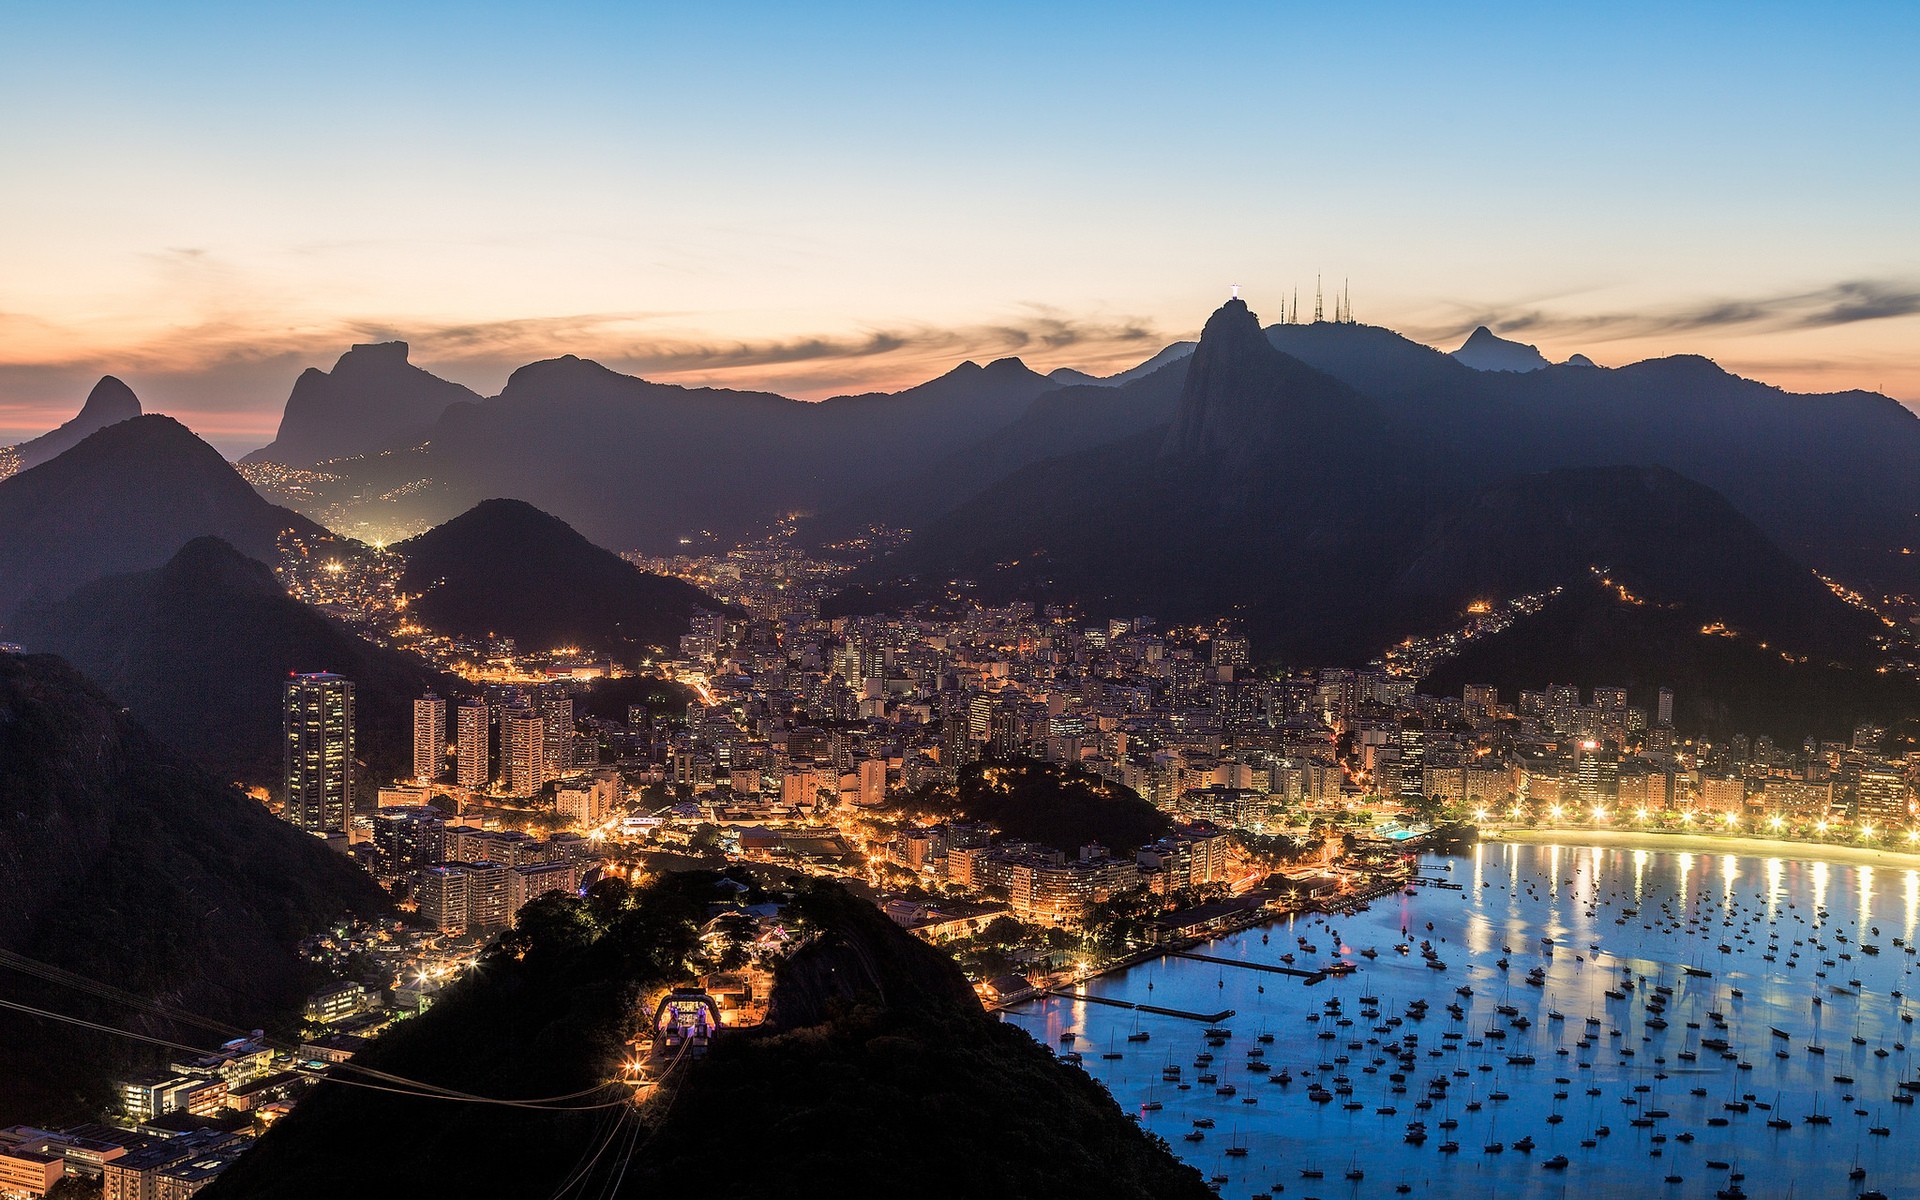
[1314,277,1324,323]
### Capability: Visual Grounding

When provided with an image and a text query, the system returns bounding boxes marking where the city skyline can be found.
[4,1,1918,450]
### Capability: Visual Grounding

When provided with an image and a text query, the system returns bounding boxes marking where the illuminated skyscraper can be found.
[540,695,573,780]
[284,673,354,836]
[503,706,545,798]
[413,693,446,783]
[455,702,489,789]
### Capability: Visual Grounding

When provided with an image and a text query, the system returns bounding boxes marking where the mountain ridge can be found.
[0,415,326,622]
[11,536,453,787]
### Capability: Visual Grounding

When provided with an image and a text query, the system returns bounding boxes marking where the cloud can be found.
[1415,277,1920,345]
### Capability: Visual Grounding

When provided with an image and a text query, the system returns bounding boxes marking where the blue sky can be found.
[2,1,1915,450]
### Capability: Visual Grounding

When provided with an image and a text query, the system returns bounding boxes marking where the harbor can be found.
[1004,840,1920,1200]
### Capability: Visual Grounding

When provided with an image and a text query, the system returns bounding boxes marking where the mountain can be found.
[0,652,389,1123]
[1451,325,1551,371]
[873,301,1911,716]
[10,537,452,787]
[1265,322,1920,596]
[809,355,1190,543]
[1163,297,1378,470]
[1392,465,1881,660]
[0,415,327,623]
[243,342,481,466]
[240,353,1066,551]
[393,499,727,655]
[201,874,1210,1200]
[1048,340,1198,388]
[3,376,143,477]
[1422,574,1920,741]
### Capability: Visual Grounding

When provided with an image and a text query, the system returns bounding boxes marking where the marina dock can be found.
[1166,950,1329,983]
[1041,988,1235,1024]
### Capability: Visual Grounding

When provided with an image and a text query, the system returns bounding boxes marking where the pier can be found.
[1167,951,1330,984]
[1042,988,1235,1024]
[1410,875,1464,890]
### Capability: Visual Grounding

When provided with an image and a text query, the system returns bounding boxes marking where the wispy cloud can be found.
[1415,278,1920,345]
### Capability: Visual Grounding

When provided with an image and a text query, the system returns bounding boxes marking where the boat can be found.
[1543,1155,1569,1170]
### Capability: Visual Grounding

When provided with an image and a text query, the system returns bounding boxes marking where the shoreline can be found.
[1481,825,1920,870]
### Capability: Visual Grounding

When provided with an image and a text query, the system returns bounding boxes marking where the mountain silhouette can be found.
[0,415,325,622]
[11,537,452,787]
[1451,325,1551,371]
[869,300,1908,732]
[1264,322,1920,595]
[0,652,388,1122]
[2,376,143,477]
[1163,297,1376,471]
[243,341,480,466]
[394,499,728,655]
[242,352,1065,551]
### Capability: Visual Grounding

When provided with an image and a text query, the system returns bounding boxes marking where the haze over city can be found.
[3,0,1917,451]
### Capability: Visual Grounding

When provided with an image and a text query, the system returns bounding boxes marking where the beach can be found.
[1484,824,1920,870]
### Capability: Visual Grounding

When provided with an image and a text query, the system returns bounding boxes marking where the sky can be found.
[1,0,1916,454]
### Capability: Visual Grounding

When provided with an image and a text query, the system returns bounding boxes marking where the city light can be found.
[1816,820,1830,834]
[1681,811,1695,823]
[1722,812,1737,826]
[1549,804,1564,819]
[1635,808,1648,821]
[1862,825,1876,839]
[1592,806,1607,822]
[1769,815,1784,831]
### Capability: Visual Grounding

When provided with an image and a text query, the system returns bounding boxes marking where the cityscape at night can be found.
[1,3,1918,1198]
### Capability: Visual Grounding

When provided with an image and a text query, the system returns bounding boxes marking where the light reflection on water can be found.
[1004,843,1920,1200]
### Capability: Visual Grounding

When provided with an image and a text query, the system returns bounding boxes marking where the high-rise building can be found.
[540,695,574,780]
[462,860,513,933]
[412,694,446,783]
[1656,687,1674,728]
[373,806,446,873]
[1462,684,1498,721]
[283,673,353,836]
[503,707,545,798]
[455,702,489,789]
[416,865,468,933]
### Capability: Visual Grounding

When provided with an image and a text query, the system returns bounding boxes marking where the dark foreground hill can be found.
[204,874,1210,1200]
[394,498,728,656]
[893,758,1172,854]
[1421,575,1920,742]
[0,415,325,622]
[11,537,452,787]
[0,654,389,1123]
